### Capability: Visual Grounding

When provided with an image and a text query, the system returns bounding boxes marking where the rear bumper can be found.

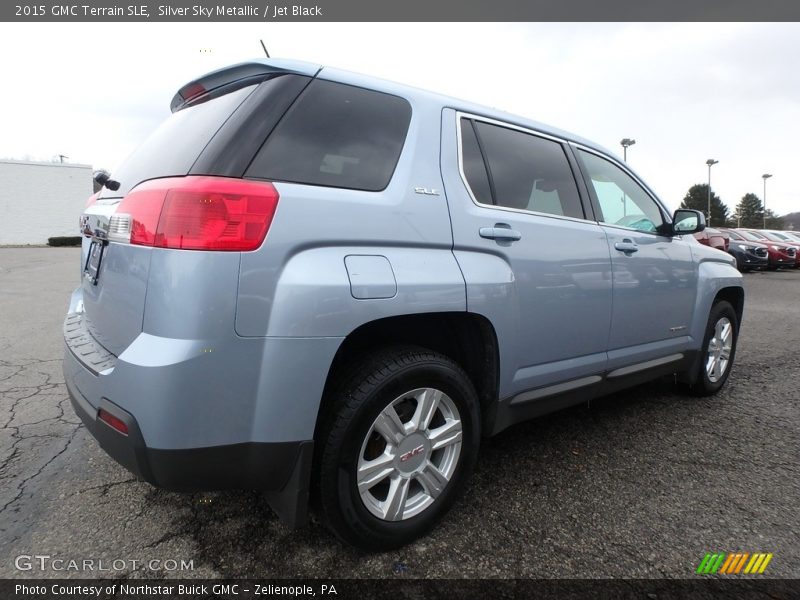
[65,375,309,491]
[65,367,314,527]
[62,302,343,527]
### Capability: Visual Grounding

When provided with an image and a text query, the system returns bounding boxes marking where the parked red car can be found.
[694,227,730,252]
[763,230,800,266]
[736,229,797,269]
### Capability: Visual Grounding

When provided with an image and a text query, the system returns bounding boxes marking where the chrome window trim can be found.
[454,111,595,226]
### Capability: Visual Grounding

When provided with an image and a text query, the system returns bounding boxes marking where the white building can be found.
[0,160,93,245]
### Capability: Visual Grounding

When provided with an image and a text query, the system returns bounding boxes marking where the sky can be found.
[0,22,797,216]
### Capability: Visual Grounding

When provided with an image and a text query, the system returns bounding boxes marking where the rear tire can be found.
[317,346,480,551]
[689,301,738,396]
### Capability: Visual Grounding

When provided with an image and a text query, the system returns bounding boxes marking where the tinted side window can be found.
[578,150,665,233]
[459,119,492,205]
[473,121,583,219]
[246,80,411,191]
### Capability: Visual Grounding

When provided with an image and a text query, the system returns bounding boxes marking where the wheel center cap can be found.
[396,433,429,473]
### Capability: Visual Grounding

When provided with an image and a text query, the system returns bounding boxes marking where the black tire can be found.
[689,300,738,396]
[316,346,481,551]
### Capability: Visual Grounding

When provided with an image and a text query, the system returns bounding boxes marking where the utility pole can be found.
[762,174,772,228]
[706,159,718,226]
[620,138,635,162]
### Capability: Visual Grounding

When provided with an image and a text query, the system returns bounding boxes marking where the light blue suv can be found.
[64,59,743,550]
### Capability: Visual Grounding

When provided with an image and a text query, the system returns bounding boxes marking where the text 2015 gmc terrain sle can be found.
[64,59,743,550]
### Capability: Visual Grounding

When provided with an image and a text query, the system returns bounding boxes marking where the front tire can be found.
[317,346,480,551]
[689,301,738,396]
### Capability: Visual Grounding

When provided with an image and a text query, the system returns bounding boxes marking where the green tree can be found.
[764,209,785,229]
[734,193,764,228]
[680,184,729,227]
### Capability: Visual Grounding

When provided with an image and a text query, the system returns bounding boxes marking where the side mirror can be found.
[93,169,120,192]
[93,170,111,186]
[672,209,705,235]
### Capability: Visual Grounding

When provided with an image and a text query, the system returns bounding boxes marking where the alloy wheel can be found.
[356,387,463,521]
[705,316,733,383]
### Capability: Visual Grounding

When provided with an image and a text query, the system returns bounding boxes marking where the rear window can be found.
[102,84,257,197]
[245,80,412,191]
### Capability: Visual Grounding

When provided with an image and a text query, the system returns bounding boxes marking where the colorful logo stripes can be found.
[696,552,773,575]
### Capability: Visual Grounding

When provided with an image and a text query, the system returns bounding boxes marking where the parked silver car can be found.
[64,59,744,550]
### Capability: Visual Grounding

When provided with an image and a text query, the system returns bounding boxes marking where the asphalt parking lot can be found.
[0,247,797,579]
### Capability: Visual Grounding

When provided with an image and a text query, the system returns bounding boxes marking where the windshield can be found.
[725,229,744,241]
[767,231,791,241]
[740,230,767,241]
[759,231,787,242]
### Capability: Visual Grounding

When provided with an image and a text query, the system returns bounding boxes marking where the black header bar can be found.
[4,0,800,22]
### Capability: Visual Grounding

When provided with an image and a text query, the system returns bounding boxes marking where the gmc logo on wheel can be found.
[399,444,425,463]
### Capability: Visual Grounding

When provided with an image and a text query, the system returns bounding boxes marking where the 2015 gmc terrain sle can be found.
[64,59,743,550]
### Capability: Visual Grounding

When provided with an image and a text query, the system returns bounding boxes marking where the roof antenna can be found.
[259,39,270,58]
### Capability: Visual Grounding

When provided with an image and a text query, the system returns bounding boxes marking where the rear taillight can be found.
[115,176,279,251]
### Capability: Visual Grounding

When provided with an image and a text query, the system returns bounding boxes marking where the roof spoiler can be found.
[170,59,322,112]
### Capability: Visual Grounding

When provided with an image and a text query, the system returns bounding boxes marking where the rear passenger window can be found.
[246,80,411,191]
[459,119,493,205]
[465,120,583,219]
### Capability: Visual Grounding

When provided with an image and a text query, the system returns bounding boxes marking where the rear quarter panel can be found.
[235,91,467,338]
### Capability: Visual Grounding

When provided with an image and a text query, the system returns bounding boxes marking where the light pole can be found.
[762,174,772,228]
[620,138,636,161]
[706,159,718,226]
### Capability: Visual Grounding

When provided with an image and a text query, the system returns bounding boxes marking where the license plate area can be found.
[84,240,106,285]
